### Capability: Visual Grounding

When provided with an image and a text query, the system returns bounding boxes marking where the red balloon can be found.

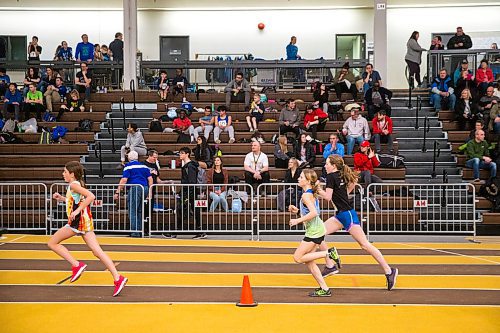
[258,23,265,30]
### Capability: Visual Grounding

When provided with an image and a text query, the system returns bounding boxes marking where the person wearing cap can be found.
[332,63,357,101]
[453,59,473,86]
[114,150,153,237]
[365,82,392,120]
[372,110,394,153]
[342,104,371,155]
[430,68,456,112]
[193,106,214,141]
[354,141,383,187]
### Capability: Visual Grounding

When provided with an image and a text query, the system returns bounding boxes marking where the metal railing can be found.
[129,79,137,111]
[365,183,476,238]
[422,116,430,152]
[148,183,254,237]
[49,183,146,236]
[431,140,440,179]
[415,96,421,130]
[256,183,364,238]
[119,97,126,130]
[94,142,104,179]
[0,183,48,233]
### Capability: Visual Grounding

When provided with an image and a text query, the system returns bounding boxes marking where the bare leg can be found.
[47,227,79,267]
[319,217,343,267]
[293,241,328,290]
[252,118,258,131]
[306,261,328,290]
[82,231,120,281]
[349,225,391,274]
[245,116,253,131]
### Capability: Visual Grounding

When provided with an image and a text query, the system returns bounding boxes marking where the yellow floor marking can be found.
[2,303,499,333]
[0,250,498,265]
[7,234,500,250]
[0,234,27,244]
[1,270,499,290]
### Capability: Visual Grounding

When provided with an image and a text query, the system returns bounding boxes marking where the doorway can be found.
[159,36,190,78]
[336,34,366,76]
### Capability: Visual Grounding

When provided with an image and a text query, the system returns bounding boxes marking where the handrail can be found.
[130,79,137,111]
[407,70,414,110]
[415,96,421,130]
[442,170,448,184]
[110,118,116,153]
[421,116,430,152]
[120,97,126,130]
[94,142,104,179]
[431,140,440,179]
[441,170,449,208]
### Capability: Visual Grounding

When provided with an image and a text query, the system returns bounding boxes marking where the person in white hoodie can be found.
[342,104,371,155]
[118,122,148,168]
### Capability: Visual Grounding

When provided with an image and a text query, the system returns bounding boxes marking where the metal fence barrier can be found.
[49,183,145,236]
[0,183,48,233]
[365,183,476,238]
[148,183,254,237]
[256,183,364,238]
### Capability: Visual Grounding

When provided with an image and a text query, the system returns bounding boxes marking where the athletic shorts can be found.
[336,209,361,231]
[64,224,86,235]
[303,235,325,245]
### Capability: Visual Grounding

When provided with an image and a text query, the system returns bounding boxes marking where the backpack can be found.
[167,107,178,120]
[39,131,51,144]
[2,119,15,133]
[378,154,405,168]
[0,132,17,144]
[277,187,300,212]
[214,145,222,157]
[77,119,93,132]
[231,197,242,213]
[51,126,68,141]
[43,111,56,122]
[177,132,191,143]
[149,120,163,132]
[479,177,500,212]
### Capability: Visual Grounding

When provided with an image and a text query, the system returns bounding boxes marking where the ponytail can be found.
[302,168,320,198]
[327,155,360,185]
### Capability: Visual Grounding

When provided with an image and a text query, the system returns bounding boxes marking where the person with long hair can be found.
[57,89,84,121]
[206,156,229,212]
[294,133,315,168]
[274,135,291,169]
[193,135,213,169]
[288,169,340,297]
[405,31,426,87]
[313,82,329,113]
[317,155,398,290]
[48,161,128,296]
[455,88,479,130]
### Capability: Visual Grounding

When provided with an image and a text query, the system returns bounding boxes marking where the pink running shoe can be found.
[70,262,87,283]
[113,276,128,297]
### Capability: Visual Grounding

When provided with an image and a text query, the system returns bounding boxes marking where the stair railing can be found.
[431,140,440,178]
[94,141,104,179]
[120,97,126,130]
[441,170,449,208]
[415,96,421,130]
[107,117,116,153]
[421,116,430,152]
[406,66,414,109]
[130,79,137,111]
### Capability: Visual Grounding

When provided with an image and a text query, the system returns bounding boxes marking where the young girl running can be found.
[318,155,398,290]
[288,169,341,297]
[48,161,128,296]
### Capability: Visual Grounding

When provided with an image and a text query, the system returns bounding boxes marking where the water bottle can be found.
[171,159,176,169]
[89,105,93,113]
[96,86,100,93]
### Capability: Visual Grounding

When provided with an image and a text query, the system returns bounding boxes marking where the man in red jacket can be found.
[354,140,382,186]
[371,109,394,153]
[164,109,195,143]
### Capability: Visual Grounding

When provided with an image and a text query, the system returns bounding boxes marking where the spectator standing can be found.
[172,69,189,99]
[365,82,393,120]
[354,141,383,186]
[193,106,214,141]
[142,149,166,212]
[405,31,426,87]
[101,45,111,61]
[455,88,479,130]
[332,63,357,101]
[23,83,44,120]
[0,67,10,98]
[244,141,271,194]
[93,44,103,62]
[75,34,94,62]
[75,62,92,102]
[274,135,292,169]
[119,123,147,168]
[430,69,456,112]
[465,130,496,182]
[56,41,73,61]
[206,156,229,212]
[294,133,315,168]
[109,32,124,87]
[475,59,495,94]
[225,72,251,108]
[342,104,371,155]
[27,36,42,61]
[213,105,235,144]
[447,27,473,74]
[430,35,445,50]
[2,83,22,121]
[114,151,153,237]
[303,102,328,139]
[362,64,382,96]
[246,94,265,132]
[45,77,67,112]
[286,36,301,60]
[279,99,301,138]
[372,110,394,153]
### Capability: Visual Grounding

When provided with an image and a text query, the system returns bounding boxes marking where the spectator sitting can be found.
[0,67,10,98]
[284,157,302,183]
[57,89,84,121]
[453,59,473,86]
[365,82,393,120]
[430,69,456,112]
[246,94,265,133]
[93,44,103,61]
[193,136,213,169]
[119,123,148,169]
[172,69,189,99]
[430,35,445,50]
[465,130,496,182]
[142,149,167,212]
[342,103,371,155]
[23,83,44,121]
[38,67,60,93]
[332,63,357,101]
[157,70,169,102]
[468,121,488,141]
[163,109,195,143]
[455,88,479,131]
[45,77,67,113]
[354,141,382,187]
[206,156,229,212]
[75,34,94,62]
[372,110,394,153]
[193,106,214,141]
[213,105,235,144]
[75,62,92,102]
[225,72,251,108]
[2,83,23,122]
[478,86,499,130]
[294,133,315,168]
[27,36,42,61]
[274,135,292,169]
[278,98,301,138]
[313,82,329,112]
[490,98,500,134]
[475,59,495,95]
[362,63,382,96]
[56,41,73,61]
[101,45,111,61]
[23,67,40,97]
[455,69,477,99]
[244,141,271,194]
[303,102,328,139]
[323,133,345,159]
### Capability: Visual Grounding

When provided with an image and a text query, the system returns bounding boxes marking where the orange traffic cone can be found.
[236,275,258,307]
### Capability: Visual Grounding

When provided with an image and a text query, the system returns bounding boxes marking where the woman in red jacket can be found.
[353,141,382,187]
[475,59,494,94]
[371,109,394,153]
[303,102,328,139]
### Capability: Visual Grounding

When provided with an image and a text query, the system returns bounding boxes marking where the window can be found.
[0,35,27,61]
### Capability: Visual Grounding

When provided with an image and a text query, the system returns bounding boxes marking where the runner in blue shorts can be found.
[317,155,398,291]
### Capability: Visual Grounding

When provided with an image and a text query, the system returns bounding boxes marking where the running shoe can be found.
[113,275,128,297]
[70,262,87,283]
[192,233,208,239]
[321,265,339,277]
[327,247,342,269]
[308,288,332,297]
[386,267,398,291]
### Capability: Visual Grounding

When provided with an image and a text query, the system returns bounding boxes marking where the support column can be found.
[123,0,137,90]
[373,0,387,84]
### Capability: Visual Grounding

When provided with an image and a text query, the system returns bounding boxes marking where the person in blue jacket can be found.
[75,34,94,62]
[430,69,456,112]
[2,83,23,121]
[286,36,301,60]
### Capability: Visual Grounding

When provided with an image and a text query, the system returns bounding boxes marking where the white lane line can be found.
[0,235,27,246]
